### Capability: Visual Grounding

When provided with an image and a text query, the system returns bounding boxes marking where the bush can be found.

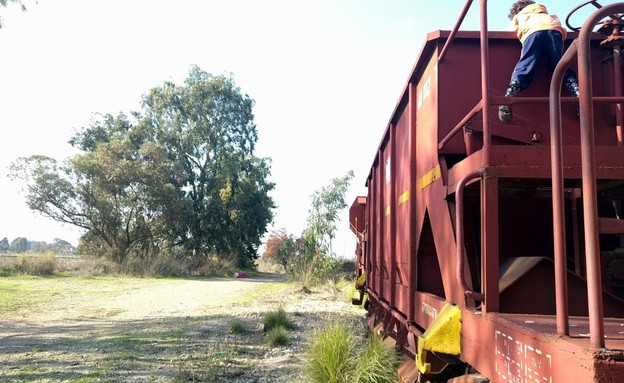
[289,252,341,286]
[15,253,57,275]
[266,325,290,347]
[305,321,400,383]
[262,308,294,331]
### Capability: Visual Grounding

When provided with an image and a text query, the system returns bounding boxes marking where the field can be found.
[0,273,364,383]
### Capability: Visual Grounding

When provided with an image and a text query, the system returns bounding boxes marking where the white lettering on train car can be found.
[495,331,553,383]
[417,76,432,109]
[422,302,438,319]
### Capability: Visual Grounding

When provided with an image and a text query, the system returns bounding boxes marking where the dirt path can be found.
[0,273,364,383]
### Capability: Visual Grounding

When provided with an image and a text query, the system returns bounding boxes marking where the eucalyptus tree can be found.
[137,66,274,267]
[10,67,275,270]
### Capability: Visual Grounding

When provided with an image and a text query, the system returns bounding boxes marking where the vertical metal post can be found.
[390,124,397,306]
[550,41,577,336]
[574,4,624,348]
[479,0,491,164]
[408,83,418,321]
[481,176,499,313]
[378,150,385,303]
[613,43,623,145]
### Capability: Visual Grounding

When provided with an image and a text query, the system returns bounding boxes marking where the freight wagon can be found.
[350,1,624,382]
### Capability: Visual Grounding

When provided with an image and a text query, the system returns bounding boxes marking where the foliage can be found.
[228,319,245,334]
[289,171,354,284]
[262,308,294,331]
[9,237,28,253]
[305,322,357,383]
[266,326,290,347]
[305,170,354,256]
[305,321,400,383]
[352,336,402,383]
[0,237,9,253]
[261,172,354,283]
[14,253,57,275]
[9,66,275,273]
[262,228,302,272]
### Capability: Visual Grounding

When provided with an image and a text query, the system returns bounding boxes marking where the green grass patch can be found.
[305,322,356,383]
[0,275,165,317]
[304,321,400,383]
[262,308,294,331]
[229,319,245,334]
[266,325,290,347]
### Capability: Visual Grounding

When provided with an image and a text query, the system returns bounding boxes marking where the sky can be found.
[0,0,614,256]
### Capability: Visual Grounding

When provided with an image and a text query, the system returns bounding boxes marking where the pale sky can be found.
[0,1,612,255]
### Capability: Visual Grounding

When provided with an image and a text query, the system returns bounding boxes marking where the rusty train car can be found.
[349,2,624,382]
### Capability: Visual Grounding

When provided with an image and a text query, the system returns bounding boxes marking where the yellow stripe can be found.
[385,206,391,216]
[418,164,441,190]
[398,190,410,206]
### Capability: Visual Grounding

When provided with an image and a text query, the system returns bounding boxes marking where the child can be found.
[499,1,580,123]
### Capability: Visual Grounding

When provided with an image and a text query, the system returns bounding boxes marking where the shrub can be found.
[15,253,56,275]
[266,325,290,347]
[262,308,294,331]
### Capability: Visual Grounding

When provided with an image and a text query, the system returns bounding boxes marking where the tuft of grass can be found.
[229,319,245,334]
[305,322,356,383]
[262,308,294,331]
[266,325,290,347]
[352,336,401,383]
[304,321,400,383]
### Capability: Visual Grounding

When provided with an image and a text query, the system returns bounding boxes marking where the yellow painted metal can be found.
[415,303,461,374]
[398,190,410,206]
[356,272,366,286]
[418,164,441,190]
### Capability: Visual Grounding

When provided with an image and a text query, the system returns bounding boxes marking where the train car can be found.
[350,2,624,382]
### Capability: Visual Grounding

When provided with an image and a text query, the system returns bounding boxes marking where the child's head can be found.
[508,0,536,19]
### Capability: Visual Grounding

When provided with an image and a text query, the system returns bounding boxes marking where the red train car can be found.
[350,2,624,382]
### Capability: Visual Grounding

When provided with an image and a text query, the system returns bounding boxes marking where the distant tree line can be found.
[0,237,77,255]
[9,66,275,272]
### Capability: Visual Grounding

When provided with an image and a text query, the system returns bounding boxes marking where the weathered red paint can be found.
[349,2,624,382]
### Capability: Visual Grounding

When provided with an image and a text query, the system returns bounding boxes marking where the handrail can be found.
[456,170,484,302]
[479,0,491,164]
[549,40,579,337]
[438,100,483,150]
[439,0,474,62]
[438,96,624,151]
[575,2,624,349]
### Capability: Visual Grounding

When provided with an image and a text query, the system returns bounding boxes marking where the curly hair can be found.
[508,0,536,20]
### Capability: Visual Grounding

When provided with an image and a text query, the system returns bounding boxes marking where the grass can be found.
[262,307,294,331]
[229,319,245,334]
[306,322,356,383]
[305,321,400,383]
[0,272,366,381]
[267,325,290,347]
[0,275,141,317]
[352,336,402,383]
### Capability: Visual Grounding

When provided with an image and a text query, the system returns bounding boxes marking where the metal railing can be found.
[446,0,624,349]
